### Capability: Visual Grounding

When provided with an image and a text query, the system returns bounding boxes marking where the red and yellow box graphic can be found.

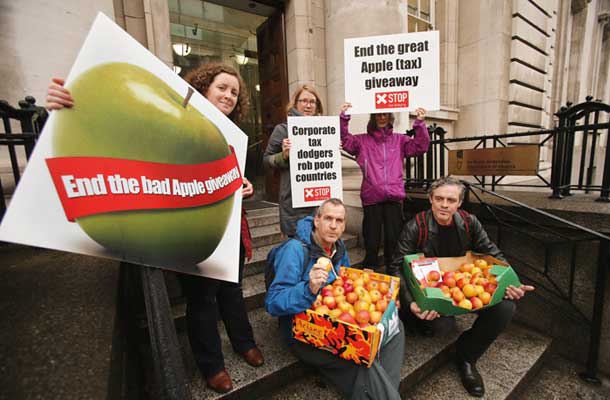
[292,267,400,367]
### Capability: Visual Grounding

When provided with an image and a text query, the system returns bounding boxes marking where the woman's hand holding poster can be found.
[288,116,342,208]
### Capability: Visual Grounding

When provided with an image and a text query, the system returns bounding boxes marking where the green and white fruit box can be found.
[402,251,522,316]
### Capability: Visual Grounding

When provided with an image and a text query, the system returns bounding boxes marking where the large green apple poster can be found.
[0,13,248,283]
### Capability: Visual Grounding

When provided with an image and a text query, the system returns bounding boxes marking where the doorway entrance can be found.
[167,0,286,201]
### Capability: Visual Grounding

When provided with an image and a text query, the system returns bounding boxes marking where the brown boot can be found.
[206,369,233,393]
[241,347,264,367]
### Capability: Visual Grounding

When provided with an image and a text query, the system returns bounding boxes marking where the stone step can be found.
[0,245,122,400]
[518,353,610,399]
[247,209,280,228]
[181,307,310,400]
[244,202,279,217]
[404,323,551,399]
[0,158,27,196]
[179,312,479,399]
[263,319,551,400]
[250,224,282,247]
[143,246,369,329]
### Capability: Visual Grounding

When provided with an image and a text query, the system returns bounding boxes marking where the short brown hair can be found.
[428,176,466,202]
[184,62,249,124]
[287,85,324,116]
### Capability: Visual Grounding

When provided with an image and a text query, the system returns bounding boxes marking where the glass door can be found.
[168,0,269,190]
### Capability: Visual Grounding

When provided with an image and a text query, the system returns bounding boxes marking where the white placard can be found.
[0,13,248,283]
[344,31,440,114]
[288,116,343,208]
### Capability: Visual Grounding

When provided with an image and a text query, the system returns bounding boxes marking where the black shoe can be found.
[455,358,485,397]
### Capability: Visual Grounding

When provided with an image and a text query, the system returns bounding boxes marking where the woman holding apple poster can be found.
[46,62,264,394]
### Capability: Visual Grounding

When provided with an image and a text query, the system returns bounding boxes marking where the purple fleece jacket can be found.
[340,113,430,206]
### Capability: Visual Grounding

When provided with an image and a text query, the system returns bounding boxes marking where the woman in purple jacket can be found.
[340,103,430,272]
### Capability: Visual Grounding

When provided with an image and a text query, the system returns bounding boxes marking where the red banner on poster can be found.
[46,149,241,221]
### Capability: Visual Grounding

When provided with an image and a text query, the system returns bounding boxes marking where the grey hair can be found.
[315,198,345,217]
[428,177,466,202]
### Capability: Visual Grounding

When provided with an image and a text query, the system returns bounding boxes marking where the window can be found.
[168,0,268,181]
[407,0,434,32]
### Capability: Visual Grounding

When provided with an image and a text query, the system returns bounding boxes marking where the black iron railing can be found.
[552,97,610,200]
[405,97,610,202]
[0,97,48,219]
[139,266,191,399]
[461,182,609,383]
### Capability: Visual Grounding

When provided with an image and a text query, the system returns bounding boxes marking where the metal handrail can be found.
[462,182,609,383]
[0,97,48,220]
[427,122,610,146]
[405,98,610,200]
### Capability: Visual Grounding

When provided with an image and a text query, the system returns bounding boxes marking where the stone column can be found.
[113,0,172,65]
[551,0,572,117]
[437,0,459,110]
[455,0,512,137]
[566,0,600,103]
[325,0,408,133]
[285,0,328,106]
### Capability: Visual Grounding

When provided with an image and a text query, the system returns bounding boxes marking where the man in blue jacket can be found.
[266,198,405,400]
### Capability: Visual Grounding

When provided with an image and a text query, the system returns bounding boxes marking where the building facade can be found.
[1,0,609,197]
[2,0,610,378]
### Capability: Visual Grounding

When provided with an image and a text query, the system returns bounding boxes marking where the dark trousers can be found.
[405,300,516,363]
[362,201,403,273]
[178,242,256,377]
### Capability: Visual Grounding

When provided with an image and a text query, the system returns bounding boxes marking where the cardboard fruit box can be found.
[403,251,521,316]
[292,266,401,367]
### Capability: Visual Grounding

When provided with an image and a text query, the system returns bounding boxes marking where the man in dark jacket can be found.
[387,177,534,397]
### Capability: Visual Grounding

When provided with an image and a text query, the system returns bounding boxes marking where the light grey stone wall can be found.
[285,0,328,107]
[114,0,173,66]
[454,0,512,137]
[0,0,114,104]
[0,0,171,193]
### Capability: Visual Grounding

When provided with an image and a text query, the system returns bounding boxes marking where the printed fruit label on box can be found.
[411,257,442,284]
[0,13,248,283]
[292,266,400,366]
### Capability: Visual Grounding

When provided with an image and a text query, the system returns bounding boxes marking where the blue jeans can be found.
[179,242,256,377]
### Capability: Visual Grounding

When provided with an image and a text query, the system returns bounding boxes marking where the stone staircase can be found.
[0,244,121,400]
[3,199,585,400]
[140,201,554,400]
